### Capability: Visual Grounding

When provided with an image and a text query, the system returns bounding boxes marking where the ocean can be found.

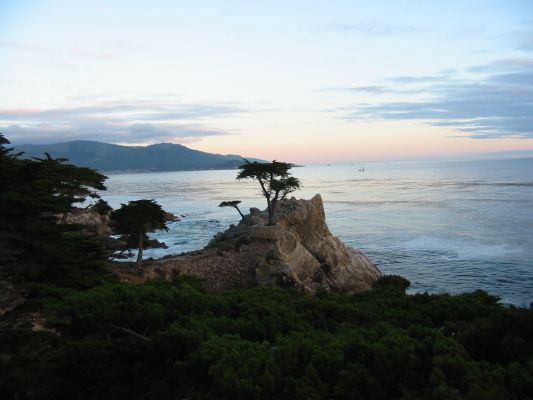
[100,158,533,307]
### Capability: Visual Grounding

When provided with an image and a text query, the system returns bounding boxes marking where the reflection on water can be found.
[100,158,533,306]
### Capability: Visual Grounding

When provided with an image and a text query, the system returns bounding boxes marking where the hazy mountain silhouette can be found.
[14,141,264,172]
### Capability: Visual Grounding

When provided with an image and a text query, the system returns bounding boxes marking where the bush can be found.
[1,276,532,399]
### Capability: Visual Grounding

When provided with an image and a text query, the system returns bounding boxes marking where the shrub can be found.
[1,276,532,399]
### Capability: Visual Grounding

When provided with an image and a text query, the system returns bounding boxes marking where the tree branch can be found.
[110,325,153,343]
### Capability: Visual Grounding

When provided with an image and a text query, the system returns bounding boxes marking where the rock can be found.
[147,239,168,249]
[113,250,134,260]
[248,194,381,293]
[164,212,181,222]
[56,208,111,236]
[112,194,381,294]
[104,236,129,251]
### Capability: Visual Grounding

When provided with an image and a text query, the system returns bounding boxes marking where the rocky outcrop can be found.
[57,208,111,236]
[164,212,181,222]
[249,195,381,293]
[116,194,381,294]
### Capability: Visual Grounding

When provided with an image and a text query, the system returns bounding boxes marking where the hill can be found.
[13,141,264,172]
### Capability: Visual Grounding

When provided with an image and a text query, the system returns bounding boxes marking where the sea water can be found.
[99,158,533,307]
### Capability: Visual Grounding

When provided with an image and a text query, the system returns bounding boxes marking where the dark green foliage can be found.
[0,134,20,158]
[111,200,168,238]
[237,160,301,225]
[110,199,168,266]
[90,199,113,215]
[0,133,109,286]
[2,276,532,400]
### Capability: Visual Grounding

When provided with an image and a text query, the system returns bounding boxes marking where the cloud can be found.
[0,101,244,122]
[0,99,245,144]
[2,122,228,145]
[330,58,533,139]
[387,75,445,84]
[467,58,533,73]
[322,72,454,96]
[314,21,429,36]
[343,86,390,94]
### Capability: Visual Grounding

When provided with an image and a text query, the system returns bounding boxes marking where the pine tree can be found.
[110,200,168,267]
[0,133,109,286]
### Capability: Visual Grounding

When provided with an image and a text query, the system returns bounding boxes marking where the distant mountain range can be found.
[13,141,265,173]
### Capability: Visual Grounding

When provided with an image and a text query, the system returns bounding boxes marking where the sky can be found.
[1,0,532,163]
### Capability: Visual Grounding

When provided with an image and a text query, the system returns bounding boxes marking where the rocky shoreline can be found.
[111,194,382,293]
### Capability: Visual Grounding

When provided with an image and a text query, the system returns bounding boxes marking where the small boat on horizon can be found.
[358,164,365,172]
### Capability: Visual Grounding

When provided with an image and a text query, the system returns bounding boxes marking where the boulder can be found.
[147,239,168,249]
[164,212,181,222]
[113,194,381,294]
[57,208,111,236]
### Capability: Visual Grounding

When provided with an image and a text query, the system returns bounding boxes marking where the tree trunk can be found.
[234,205,245,220]
[269,200,278,226]
[257,177,273,226]
[136,229,144,268]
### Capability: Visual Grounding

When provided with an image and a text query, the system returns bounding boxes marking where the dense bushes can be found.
[1,276,532,399]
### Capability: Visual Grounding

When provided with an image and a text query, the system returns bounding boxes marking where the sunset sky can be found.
[1,0,532,163]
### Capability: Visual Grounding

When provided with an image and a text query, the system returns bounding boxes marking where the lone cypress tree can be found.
[218,200,245,220]
[236,160,300,225]
[111,199,168,267]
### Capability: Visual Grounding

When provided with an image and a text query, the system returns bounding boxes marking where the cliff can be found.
[113,194,381,293]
